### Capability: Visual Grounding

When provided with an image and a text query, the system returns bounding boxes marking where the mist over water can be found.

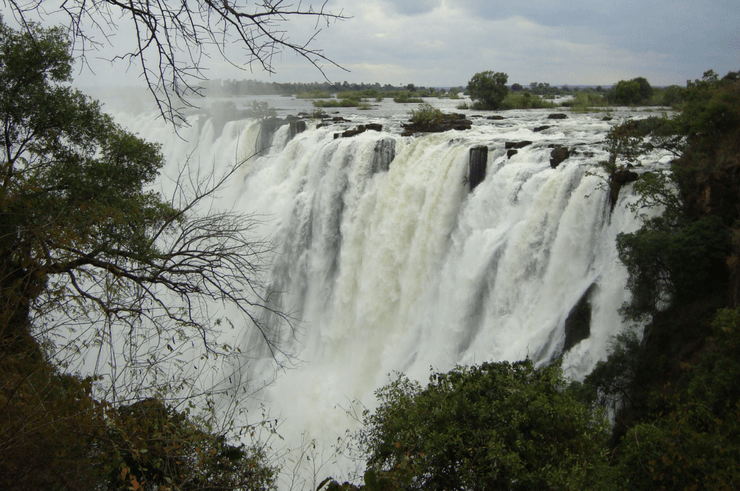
[113,97,665,487]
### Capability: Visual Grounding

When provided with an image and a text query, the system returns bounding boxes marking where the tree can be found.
[0,17,290,400]
[612,79,642,104]
[467,71,509,109]
[6,1,347,122]
[104,398,276,491]
[0,16,282,490]
[610,77,652,105]
[613,309,740,490]
[632,77,653,101]
[359,361,611,491]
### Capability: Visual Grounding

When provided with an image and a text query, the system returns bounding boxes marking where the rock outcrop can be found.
[550,146,570,168]
[401,113,472,136]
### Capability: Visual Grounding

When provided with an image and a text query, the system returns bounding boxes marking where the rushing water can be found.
[112,95,668,487]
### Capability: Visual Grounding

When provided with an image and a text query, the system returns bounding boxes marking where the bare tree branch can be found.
[4,0,349,122]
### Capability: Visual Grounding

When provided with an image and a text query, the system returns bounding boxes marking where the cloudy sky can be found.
[7,0,739,88]
[302,0,739,87]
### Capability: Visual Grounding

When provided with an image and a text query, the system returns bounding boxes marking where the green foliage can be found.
[0,357,106,490]
[608,77,653,105]
[617,213,728,321]
[0,17,172,351]
[613,308,740,490]
[408,103,443,126]
[500,91,557,110]
[105,398,275,491]
[0,356,276,491]
[313,98,361,107]
[392,91,424,103]
[359,361,610,491]
[561,91,608,111]
[0,19,280,491]
[247,100,278,120]
[578,328,642,411]
[296,89,332,99]
[467,71,509,110]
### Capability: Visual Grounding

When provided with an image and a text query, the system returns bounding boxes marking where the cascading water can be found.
[114,98,665,488]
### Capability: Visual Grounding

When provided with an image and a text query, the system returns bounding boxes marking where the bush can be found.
[359,360,610,491]
[408,102,443,126]
[296,89,332,99]
[501,91,557,109]
[392,91,423,103]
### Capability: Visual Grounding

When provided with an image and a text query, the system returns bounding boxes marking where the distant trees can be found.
[467,71,509,109]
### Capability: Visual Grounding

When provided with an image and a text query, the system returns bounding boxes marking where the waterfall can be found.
[116,103,657,486]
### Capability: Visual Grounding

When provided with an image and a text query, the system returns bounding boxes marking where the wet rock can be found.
[563,284,596,352]
[548,113,568,120]
[334,124,383,139]
[401,113,472,136]
[550,146,570,168]
[468,146,488,191]
[505,141,533,149]
[289,120,307,139]
[371,138,396,174]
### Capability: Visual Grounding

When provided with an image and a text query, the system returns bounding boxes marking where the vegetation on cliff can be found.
[0,18,277,491]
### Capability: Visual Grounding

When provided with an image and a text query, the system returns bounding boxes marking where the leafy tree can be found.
[467,71,509,109]
[0,359,106,490]
[0,17,280,491]
[610,77,653,105]
[0,359,276,491]
[0,15,290,402]
[104,398,275,491]
[614,308,740,490]
[632,77,653,101]
[612,79,642,104]
[359,361,611,491]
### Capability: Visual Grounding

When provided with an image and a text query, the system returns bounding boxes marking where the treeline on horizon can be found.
[201,76,688,110]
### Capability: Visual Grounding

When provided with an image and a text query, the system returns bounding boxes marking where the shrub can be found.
[501,91,557,109]
[359,360,611,491]
[408,102,443,126]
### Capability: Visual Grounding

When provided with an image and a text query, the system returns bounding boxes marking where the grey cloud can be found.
[378,0,443,16]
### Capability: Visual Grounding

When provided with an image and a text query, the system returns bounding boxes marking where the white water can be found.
[113,97,666,487]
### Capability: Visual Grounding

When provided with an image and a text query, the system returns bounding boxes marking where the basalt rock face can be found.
[258,117,288,153]
[401,113,472,136]
[468,146,488,191]
[563,284,596,353]
[609,167,639,210]
[371,138,396,174]
[334,124,383,139]
[505,141,533,150]
[550,146,570,168]
[289,120,307,139]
